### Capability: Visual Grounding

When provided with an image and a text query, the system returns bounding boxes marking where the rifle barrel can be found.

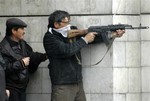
[126,26,149,29]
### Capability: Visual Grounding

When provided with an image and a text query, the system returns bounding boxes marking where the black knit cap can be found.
[6,18,27,28]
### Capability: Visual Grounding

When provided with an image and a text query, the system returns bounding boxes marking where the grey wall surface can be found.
[0,0,150,101]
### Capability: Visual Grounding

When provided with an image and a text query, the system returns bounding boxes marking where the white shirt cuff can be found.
[81,37,88,44]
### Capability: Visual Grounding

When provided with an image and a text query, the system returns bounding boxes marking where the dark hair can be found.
[5,27,20,36]
[48,10,70,28]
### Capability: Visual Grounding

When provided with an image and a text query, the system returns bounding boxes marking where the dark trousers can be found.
[8,89,26,101]
[51,81,86,101]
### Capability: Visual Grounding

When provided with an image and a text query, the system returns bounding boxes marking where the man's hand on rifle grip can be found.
[84,32,97,43]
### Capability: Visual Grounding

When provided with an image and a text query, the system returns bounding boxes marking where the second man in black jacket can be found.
[0,18,47,101]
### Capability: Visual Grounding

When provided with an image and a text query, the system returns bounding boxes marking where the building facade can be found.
[0,0,150,101]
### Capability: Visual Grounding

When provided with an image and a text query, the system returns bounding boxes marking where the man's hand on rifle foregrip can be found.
[112,29,125,38]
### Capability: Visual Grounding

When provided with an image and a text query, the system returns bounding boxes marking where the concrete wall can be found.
[141,0,150,101]
[0,0,150,101]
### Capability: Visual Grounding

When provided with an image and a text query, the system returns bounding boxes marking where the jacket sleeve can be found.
[25,43,47,73]
[0,52,6,101]
[2,55,25,74]
[0,52,5,70]
[43,33,87,59]
[0,46,25,73]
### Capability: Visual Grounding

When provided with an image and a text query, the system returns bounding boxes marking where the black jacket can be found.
[0,51,6,101]
[0,37,47,92]
[43,29,88,85]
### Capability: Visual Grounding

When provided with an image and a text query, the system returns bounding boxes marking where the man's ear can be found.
[54,22,60,29]
[12,28,16,34]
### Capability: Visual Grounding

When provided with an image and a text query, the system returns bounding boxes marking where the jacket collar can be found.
[0,37,27,60]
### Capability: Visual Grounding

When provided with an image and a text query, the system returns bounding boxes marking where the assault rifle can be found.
[88,24,149,46]
[68,24,149,46]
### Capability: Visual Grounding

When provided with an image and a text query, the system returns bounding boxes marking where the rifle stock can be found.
[67,29,88,38]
